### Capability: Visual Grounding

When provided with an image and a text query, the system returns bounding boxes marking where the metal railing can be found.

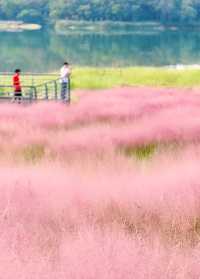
[0,85,37,101]
[0,73,71,102]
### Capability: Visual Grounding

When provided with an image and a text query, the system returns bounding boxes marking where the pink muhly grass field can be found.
[1,87,200,160]
[1,157,200,277]
[1,87,200,277]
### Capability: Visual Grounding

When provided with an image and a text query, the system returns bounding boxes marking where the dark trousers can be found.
[61,82,69,103]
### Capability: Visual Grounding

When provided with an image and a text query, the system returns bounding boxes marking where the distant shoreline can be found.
[0,21,42,31]
[1,20,200,33]
[55,20,200,34]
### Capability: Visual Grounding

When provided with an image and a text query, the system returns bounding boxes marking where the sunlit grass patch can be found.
[1,67,200,93]
[21,144,46,163]
[71,67,200,89]
[123,144,157,160]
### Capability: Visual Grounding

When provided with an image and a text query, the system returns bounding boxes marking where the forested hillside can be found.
[0,0,200,25]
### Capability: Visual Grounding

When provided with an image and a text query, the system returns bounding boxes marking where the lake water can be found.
[1,28,200,72]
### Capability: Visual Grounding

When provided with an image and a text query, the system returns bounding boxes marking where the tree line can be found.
[0,0,200,25]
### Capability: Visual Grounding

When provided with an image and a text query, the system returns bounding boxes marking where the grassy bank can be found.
[1,67,200,90]
[71,67,200,89]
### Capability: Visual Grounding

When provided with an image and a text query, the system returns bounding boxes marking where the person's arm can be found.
[18,76,22,90]
[12,76,15,87]
[68,67,72,77]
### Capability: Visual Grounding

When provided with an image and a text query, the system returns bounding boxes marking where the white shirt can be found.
[60,66,70,83]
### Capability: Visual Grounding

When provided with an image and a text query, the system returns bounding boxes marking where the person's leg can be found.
[61,82,65,101]
[17,94,22,104]
[13,92,18,102]
[65,82,70,103]
[61,82,67,102]
[14,92,22,104]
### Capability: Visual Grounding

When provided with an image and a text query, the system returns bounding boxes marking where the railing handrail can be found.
[0,72,59,76]
[0,85,37,88]
[35,78,61,87]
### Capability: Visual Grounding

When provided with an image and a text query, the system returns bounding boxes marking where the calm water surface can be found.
[1,29,200,72]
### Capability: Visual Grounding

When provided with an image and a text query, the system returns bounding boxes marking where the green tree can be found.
[1,0,200,25]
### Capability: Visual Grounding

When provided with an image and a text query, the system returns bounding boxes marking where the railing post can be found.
[28,87,33,102]
[68,78,71,103]
[54,81,58,100]
[45,84,48,100]
[32,86,37,100]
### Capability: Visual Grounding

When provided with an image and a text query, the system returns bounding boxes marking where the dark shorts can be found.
[14,90,22,97]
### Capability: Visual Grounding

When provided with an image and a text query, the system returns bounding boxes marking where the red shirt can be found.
[13,74,21,92]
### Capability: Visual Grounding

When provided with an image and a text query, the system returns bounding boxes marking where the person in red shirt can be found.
[13,69,22,103]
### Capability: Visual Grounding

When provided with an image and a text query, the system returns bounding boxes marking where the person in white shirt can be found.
[60,62,71,103]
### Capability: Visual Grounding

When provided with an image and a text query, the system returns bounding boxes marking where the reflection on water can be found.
[0,29,200,72]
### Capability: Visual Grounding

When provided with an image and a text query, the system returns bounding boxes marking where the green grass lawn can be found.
[71,67,200,89]
[1,67,200,91]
